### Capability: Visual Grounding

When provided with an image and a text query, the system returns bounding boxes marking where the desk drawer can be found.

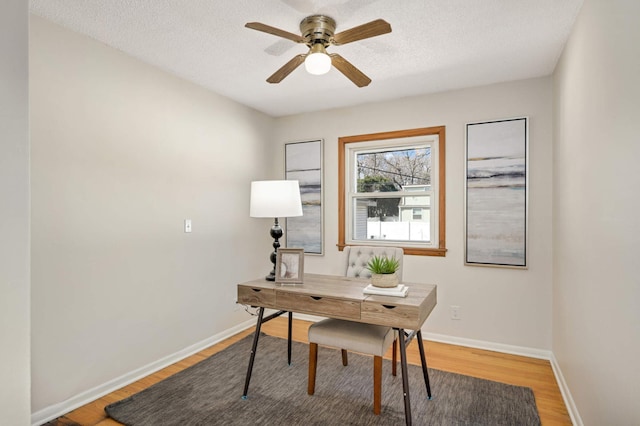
[277,292,360,321]
[361,301,418,329]
[237,286,276,308]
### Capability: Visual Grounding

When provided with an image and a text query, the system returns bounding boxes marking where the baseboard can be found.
[30,318,257,426]
[422,332,553,360]
[296,314,553,361]
[549,353,583,426]
[295,314,553,361]
[291,312,326,323]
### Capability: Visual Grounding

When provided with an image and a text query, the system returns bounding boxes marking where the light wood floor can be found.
[46,317,571,425]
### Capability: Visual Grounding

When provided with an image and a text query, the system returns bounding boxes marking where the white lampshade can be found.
[304,44,331,75]
[250,180,303,218]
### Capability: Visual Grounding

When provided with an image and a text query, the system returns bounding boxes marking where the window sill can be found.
[337,244,447,257]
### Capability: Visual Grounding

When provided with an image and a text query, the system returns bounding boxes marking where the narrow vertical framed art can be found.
[285,139,323,255]
[465,118,528,268]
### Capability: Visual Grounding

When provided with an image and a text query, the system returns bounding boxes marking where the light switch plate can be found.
[184,219,192,233]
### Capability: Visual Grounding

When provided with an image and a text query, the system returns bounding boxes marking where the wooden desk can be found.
[237,273,437,425]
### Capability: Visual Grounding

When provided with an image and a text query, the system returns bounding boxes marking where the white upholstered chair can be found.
[307,246,403,415]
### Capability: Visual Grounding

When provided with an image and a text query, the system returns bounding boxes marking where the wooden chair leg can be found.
[392,338,397,376]
[308,342,318,395]
[373,355,382,415]
[341,349,348,366]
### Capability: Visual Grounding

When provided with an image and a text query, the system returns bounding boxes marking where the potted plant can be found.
[366,255,400,288]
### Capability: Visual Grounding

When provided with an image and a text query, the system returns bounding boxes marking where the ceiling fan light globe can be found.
[305,52,331,75]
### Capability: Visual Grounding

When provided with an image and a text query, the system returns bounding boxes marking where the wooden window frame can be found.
[338,126,447,257]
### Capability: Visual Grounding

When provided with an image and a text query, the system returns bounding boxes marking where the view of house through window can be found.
[338,126,447,257]
[353,147,433,243]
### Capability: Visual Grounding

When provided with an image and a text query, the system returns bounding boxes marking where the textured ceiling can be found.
[30,0,583,117]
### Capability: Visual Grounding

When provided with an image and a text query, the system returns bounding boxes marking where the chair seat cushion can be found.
[308,318,394,357]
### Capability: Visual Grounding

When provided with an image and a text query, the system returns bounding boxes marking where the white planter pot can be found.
[371,272,399,288]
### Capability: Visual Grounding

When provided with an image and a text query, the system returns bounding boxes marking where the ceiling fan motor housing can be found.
[300,15,336,46]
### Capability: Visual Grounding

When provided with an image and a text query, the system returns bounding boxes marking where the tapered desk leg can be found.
[287,311,293,365]
[416,329,432,399]
[397,328,412,426]
[242,307,264,399]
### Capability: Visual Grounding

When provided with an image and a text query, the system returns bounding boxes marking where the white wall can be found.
[29,16,275,413]
[553,0,640,424]
[274,77,554,351]
[0,1,31,424]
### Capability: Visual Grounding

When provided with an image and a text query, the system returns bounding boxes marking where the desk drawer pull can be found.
[251,288,262,292]
[311,296,323,301]
[382,304,397,309]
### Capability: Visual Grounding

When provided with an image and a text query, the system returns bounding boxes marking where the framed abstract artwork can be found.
[465,118,528,268]
[285,139,323,255]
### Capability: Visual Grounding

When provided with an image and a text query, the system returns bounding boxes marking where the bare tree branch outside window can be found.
[356,148,431,191]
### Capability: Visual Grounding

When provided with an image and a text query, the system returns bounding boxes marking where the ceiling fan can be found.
[245,15,391,87]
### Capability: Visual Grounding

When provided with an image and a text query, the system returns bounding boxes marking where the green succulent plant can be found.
[366,255,400,274]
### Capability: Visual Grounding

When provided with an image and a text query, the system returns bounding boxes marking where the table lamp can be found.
[250,180,303,281]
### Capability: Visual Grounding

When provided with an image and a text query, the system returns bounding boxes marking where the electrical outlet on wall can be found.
[450,305,461,320]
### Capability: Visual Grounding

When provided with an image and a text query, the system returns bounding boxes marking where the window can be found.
[338,127,446,256]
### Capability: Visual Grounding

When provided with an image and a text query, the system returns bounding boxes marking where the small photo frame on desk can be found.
[275,248,304,284]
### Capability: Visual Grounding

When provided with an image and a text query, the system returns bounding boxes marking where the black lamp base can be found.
[265,218,282,281]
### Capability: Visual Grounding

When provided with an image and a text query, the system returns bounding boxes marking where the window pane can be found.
[353,197,431,243]
[356,147,431,193]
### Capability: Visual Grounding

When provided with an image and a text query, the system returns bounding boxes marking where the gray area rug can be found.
[106,333,540,425]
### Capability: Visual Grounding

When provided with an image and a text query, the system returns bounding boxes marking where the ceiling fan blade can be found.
[245,22,306,43]
[330,54,371,87]
[332,19,391,45]
[267,54,307,83]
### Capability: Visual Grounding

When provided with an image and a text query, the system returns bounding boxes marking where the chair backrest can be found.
[343,246,404,281]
